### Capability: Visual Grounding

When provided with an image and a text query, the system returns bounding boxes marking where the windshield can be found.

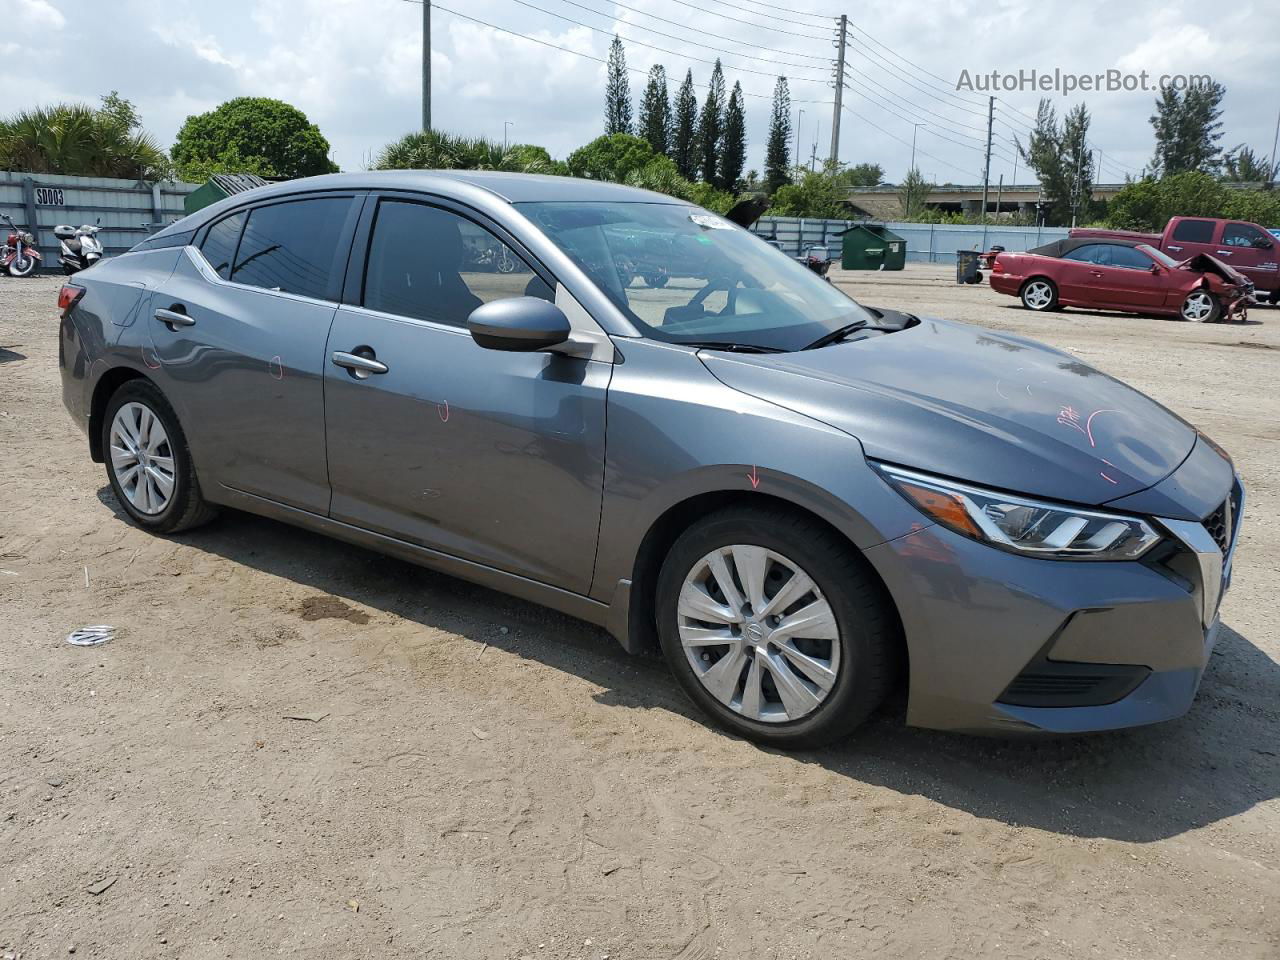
[1139,244,1180,268]
[518,201,872,351]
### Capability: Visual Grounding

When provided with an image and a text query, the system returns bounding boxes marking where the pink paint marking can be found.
[1100,471,1119,485]
[1085,408,1119,449]
[1100,457,1118,469]
[269,355,284,380]
[141,346,161,370]
[747,465,759,489]
[437,400,450,422]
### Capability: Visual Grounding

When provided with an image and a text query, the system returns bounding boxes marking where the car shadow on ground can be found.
[0,346,27,364]
[998,303,1266,326]
[98,489,1280,845]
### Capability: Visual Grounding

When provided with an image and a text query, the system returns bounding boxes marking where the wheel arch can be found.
[618,490,905,674]
[88,367,153,462]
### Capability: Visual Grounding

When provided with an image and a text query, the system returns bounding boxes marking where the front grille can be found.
[1204,500,1230,553]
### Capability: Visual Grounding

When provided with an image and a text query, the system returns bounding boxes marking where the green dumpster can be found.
[839,223,907,271]
[183,173,271,216]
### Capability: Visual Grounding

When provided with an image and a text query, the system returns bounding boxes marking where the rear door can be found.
[147,193,362,513]
[1164,218,1216,260]
[321,194,610,594]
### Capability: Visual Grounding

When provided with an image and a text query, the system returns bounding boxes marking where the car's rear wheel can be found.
[1020,278,1058,311]
[656,507,896,749]
[103,380,217,533]
[1179,289,1221,323]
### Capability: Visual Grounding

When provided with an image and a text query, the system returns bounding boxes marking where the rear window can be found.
[199,211,245,279]
[1171,219,1214,244]
[230,197,352,301]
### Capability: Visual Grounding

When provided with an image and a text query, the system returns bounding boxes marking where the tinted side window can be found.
[1063,244,1101,263]
[363,200,551,326]
[1171,219,1214,243]
[1222,222,1267,247]
[231,198,352,300]
[199,212,245,278]
[1107,245,1153,270]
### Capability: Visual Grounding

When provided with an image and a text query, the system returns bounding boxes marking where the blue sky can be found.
[6,0,1278,184]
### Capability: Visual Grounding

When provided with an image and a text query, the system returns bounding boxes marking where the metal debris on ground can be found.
[283,712,329,723]
[86,876,118,896]
[66,626,114,647]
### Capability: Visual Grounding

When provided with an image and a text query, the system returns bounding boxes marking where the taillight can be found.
[58,283,86,312]
[992,257,1004,273]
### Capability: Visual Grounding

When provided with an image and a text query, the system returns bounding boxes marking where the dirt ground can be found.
[2,264,1277,960]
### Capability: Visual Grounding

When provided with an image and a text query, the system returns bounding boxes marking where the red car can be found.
[990,238,1253,323]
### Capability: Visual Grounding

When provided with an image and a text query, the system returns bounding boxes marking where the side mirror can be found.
[1252,237,1273,249]
[468,297,571,352]
[1150,262,1161,274]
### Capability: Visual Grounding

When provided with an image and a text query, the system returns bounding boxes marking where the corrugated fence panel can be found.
[0,171,200,271]
[752,216,1070,263]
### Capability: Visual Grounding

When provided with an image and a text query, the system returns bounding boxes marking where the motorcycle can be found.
[0,214,42,278]
[54,219,104,274]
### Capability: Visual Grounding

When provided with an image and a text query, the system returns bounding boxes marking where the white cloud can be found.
[17,0,65,29]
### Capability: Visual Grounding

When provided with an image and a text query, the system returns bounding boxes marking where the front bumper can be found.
[863,477,1244,735]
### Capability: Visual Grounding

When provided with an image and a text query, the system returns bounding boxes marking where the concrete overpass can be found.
[843,183,1130,220]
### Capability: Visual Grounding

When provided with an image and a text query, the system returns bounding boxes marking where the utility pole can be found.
[503,121,513,150]
[1010,136,1018,188]
[1270,108,1279,183]
[979,95,994,222]
[828,14,848,166]
[794,108,804,177]
[421,0,431,131]
[994,174,1004,219]
[905,122,925,217]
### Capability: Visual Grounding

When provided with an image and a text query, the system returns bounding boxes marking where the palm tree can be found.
[0,102,170,179]
[374,130,555,173]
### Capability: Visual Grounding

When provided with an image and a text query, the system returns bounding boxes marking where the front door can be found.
[1218,221,1276,293]
[146,194,360,513]
[1090,244,1168,309]
[322,197,610,595]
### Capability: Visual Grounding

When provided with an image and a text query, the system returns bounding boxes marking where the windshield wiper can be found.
[681,340,785,354]
[800,319,869,350]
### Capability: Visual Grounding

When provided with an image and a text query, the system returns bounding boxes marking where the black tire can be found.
[102,379,218,533]
[656,506,898,749]
[7,253,36,278]
[1179,289,1221,323]
[1020,277,1058,311]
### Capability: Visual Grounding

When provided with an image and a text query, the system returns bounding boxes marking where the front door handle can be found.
[154,307,195,328]
[1089,270,1104,277]
[331,350,388,377]
[1215,250,1233,256]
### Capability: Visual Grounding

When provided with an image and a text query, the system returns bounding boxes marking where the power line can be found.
[841,103,984,181]
[649,0,832,41]
[672,0,836,26]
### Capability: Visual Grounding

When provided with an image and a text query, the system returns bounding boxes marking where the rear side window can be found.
[1063,244,1102,263]
[230,197,352,300]
[362,200,551,326]
[1171,219,1214,243]
[199,212,245,278]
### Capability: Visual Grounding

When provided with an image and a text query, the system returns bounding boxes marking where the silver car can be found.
[58,172,1243,747]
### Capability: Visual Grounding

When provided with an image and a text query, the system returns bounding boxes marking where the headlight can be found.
[875,463,1161,561]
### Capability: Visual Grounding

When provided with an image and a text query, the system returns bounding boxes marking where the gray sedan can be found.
[58,171,1243,747]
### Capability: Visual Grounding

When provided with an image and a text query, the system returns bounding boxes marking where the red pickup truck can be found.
[1072,217,1279,301]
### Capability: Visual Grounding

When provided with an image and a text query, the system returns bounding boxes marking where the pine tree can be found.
[697,60,726,184]
[764,76,791,195]
[672,70,699,179]
[639,64,671,155]
[1150,81,1226,176]
[604,36,633,135]
[719,81,746,192]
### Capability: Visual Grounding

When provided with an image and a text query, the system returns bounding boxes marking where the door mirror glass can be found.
[1252,237,1273,249]
[468,297,571,351]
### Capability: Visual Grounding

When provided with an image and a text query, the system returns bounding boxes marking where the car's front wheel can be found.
[1020,278,1058,311]
[103,379,218,533]
[1179,289,1221,323]
[656,507,897,749]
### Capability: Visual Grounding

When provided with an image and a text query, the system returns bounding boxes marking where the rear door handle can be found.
[331,350,388,377]
[154,307,195,327]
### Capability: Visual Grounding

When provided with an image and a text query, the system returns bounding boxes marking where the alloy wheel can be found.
[677,545,841,723]
[109,401,176,515]
[1023,281,1053,310]
[1182,291,1214,322]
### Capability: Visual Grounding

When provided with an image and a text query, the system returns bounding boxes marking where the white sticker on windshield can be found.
[689,213,732,230]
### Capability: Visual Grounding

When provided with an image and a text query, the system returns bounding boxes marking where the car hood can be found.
[1180,253,1248,287]
[700,317,1197,507]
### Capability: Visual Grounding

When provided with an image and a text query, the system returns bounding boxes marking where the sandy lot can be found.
[1,265,1277,960]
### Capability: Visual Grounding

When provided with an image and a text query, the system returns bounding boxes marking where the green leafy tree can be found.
[638,64,671,156]
[566,133,655,182]
[1020,98,1095,225]
[604,36,633,135]
[898,168,934,219]
[0,95,171,179]
[697,60,726,185]
[1221,145,1277,183]
[672,70,699,180]
[838,162,884,187]
[764,77,791,195]
[766,161,852,218]
[171,97,337,181]
[375,129,554,173]
[1150,81,1225,176]
[718,81,746,192]
[1106,171,1280,231]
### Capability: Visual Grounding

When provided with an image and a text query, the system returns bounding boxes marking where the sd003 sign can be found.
[34,187,66,206]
